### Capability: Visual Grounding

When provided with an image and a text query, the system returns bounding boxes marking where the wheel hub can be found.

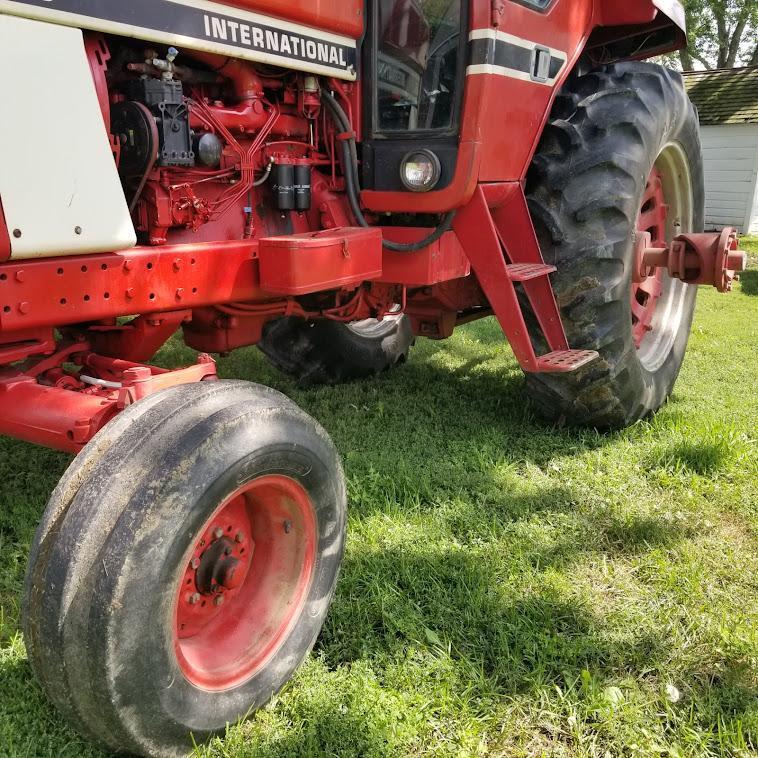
[632,167,668,349]
[634,227,746,293]
[195,535,247,594]
[177,495,254,638]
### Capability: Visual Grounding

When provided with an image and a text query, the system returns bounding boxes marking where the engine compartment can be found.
[93,35,351,248]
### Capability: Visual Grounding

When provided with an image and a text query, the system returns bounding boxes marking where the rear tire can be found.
[258,314,413,385]
[23,381,346,757]
[525,62,704,428]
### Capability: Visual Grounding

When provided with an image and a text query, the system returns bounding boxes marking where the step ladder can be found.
[454,185,600,374]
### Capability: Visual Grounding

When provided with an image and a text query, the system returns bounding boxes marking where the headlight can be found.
[400,150,441,192]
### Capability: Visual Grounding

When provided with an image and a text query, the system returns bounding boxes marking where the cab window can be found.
[375,0,463,133]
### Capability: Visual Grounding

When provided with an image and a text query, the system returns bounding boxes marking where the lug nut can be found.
[214,595,224,607]
[224,546,233,556]
[212,527,224,540]
[235,532,244,543]
[188,593,201,605]
[190,558,200,570]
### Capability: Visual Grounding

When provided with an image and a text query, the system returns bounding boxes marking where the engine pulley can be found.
[111,100,159,181]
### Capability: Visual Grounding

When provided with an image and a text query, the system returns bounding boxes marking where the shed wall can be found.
[699,124,758,233]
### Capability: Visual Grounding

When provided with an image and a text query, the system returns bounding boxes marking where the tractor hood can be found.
[0,0,359,80]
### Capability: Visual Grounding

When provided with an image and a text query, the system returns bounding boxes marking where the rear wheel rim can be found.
[174,475,317,691]
[633,143,694,371]
[346,307,403,338]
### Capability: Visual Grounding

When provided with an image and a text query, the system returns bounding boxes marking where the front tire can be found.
[525,62,704,428]
[23,381,346,757]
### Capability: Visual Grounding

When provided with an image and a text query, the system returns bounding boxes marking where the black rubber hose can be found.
[321,90,457,253]
[321,90,358,181]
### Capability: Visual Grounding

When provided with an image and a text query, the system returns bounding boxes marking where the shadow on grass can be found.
[739,269,758,296]
[677,657,758,751]
[654,440,733,476]
[322,543,666,678]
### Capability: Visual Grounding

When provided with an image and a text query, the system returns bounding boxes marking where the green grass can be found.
[740,235,758,295]
[1,244,757,757]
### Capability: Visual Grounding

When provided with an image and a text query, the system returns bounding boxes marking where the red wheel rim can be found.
[174,475,317,691]
[632,167,667,349]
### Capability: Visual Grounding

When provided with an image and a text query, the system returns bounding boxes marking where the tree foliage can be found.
[677,0,758,70]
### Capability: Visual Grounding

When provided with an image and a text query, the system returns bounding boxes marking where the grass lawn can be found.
[0,241,756,757]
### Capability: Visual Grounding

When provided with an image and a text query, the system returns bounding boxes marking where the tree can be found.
[677,0,758,70]
[678,0,758,69]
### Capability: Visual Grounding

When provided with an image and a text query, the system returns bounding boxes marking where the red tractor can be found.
[0,0,747,754]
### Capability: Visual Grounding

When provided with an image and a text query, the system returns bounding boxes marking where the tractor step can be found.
[506,263,557,281]
[536,349,599,373]
[454,186,591,375]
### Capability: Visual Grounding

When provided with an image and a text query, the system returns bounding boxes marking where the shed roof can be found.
[682,67,758,126]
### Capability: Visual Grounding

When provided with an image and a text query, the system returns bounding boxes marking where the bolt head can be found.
[224,546,233,556]
[190,558,200,570]
[214,595,224,607]
[188,593,200,605]
[213,527,224,540]
[235,532,244,543]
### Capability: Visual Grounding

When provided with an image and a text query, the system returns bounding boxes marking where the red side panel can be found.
[477,0,594,183]
[378,229,470,286]
[221,0,364,38]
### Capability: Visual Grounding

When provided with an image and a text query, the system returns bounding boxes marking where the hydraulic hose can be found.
[321,90,456,253]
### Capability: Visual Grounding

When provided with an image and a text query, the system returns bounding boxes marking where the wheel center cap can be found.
[196,536,243,594]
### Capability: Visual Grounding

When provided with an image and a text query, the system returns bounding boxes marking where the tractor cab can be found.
[364,0,465,194]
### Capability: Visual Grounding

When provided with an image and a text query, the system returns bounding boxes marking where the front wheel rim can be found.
[632,143,694,372]
[174,475,317,691]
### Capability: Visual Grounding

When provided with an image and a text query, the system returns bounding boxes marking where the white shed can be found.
[682,67,758,234]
